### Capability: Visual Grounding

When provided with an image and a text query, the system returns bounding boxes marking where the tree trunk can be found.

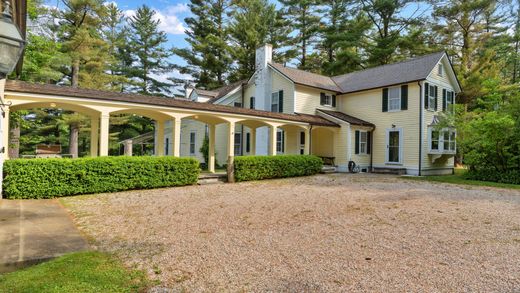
[71,59,80,88]
[69,124,79,158]
[8,123,20,159]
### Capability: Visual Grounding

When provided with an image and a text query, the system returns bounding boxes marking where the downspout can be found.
[309,125,313,154]
[241,83,245,155]
[418,81,423,176]
[370,126,374,172]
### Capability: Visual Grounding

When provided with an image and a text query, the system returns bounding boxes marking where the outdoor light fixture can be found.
[0,0,25,77]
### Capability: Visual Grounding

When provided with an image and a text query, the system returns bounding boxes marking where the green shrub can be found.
[234,155,323,182]
[465,169,520,185]
[3,156,200,199]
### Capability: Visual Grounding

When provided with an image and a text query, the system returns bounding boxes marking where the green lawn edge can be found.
[0,251,151,293]
[402,169,520,190]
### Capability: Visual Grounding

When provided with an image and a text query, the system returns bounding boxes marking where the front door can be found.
[387,129,402,164]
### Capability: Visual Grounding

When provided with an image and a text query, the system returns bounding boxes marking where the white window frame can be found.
[446,90,455,112]
[234,132,242,156]
[271,91,280,112]
[276,129,284,154]
[299,131,305,155]
[385,128,403,164]
[189,131,196,155]
[388,86,401,112]
[428,127,456,154]
[428,84,436,111]
[438,64,444,77]
[359,131,368,155]
[321,94,333,107]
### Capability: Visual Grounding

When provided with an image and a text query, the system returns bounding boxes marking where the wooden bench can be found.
[34,144,72,158]
[319,156,335,166]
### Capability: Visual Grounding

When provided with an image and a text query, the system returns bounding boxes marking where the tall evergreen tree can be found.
[319,0,371,75]
[55,0,111,88]
[360,0,428,66]
[433,0,505,107]
[101,3,130,92]
[127,5,173,95]
[228,0,293,81]
[173,0,233,89]
[279,0,321,70]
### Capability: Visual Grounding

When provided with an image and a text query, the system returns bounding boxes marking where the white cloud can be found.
[124,3,187,35]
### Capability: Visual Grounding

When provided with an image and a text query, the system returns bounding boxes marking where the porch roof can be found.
[5,80,338,127]
[317,109,375,127]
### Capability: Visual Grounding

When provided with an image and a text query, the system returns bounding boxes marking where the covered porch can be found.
[2,81,339,175]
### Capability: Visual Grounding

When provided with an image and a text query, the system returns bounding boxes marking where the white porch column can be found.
[208,124,215,173]
[155,120,165,156]
[171,116,181,157]
[269,124,277,156]
[304,127,310,155]
[90,116,99,157]
[227,121,235,158]
[99,113,110,156]
[227,121,236,183]
[123,140,133,156]
[250,128,256,156]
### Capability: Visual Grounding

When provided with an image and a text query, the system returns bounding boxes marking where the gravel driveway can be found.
[62,174,520,292]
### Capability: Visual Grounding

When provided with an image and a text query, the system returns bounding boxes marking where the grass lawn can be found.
[404,168,520,190]
[0,252,150,293]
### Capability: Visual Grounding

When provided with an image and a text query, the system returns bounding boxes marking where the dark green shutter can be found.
[442,89,447,111]
[401,85,408,110]
[367,132,371,154]
[424,83,429,109]
[382,88,388,112]
[332,95,336,107]
[250,97,255,109]
[320,92,326,105]
[278,90,284,112]
[434,86,438,111]
[355,130,360,154]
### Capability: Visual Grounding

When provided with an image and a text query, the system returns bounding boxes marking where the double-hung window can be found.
[438,64,444,76]
[234,132,242,155]
[189,132,196,155]
[320,93,336,107]
[359,131,367,154]
[446,90,454,112]
[444,131,456,152]
[276,130,284,153]
[428,84,436,111]
[271,91,283,112]
[388,87,401,111]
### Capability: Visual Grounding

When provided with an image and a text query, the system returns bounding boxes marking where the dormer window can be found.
[438,64,443,76]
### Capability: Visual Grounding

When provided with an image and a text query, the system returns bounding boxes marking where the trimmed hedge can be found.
[3,156,200,199]
[234,155,323,182]
[465,169,520,185]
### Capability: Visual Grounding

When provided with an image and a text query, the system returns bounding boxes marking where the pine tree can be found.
[279,0,320,70]
[360,0,427,66]
[101,3,130,92]
[172,0,233,89]
[228,0,293,81]
[127,5,173,96]
[55,0,111,88]
[319,0,371,75]
[433,0,505,107]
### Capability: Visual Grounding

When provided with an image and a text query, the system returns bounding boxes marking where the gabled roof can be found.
[5,80,338,127]
[269,63,342,93]
[206,79,247,103]
[268,52,457,94]
[332,51,447,94]
[317,109,375,127]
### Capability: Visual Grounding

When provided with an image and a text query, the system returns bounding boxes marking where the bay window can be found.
[428,127,456,153]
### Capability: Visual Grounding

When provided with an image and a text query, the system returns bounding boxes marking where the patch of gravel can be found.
[63,174,520,292]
